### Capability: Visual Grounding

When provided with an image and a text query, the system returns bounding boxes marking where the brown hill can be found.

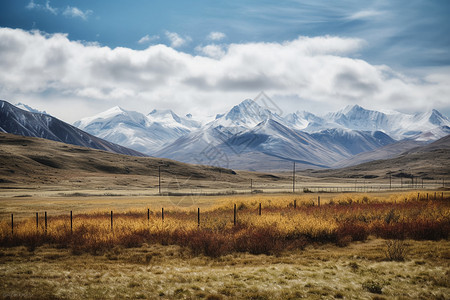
[301,135,450,179]
[0,132,254,191]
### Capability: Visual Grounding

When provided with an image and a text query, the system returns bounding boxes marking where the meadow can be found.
[1,191,449,256]
[1,191,449,299]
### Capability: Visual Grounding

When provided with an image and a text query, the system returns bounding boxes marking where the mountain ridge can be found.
[4,99,449,172]
[0,100,146,157]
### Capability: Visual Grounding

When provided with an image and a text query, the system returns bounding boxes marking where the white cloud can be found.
[165,31,190,48]
[347,10,384,20]
[195,44,226,59]
[26,1,93,20]
[26,0,58,15]
[207,32,226,41]
[0,27,448,122]
[63,6,93,20]
[138,34,160,45]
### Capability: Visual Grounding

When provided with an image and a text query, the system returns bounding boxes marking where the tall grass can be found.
[1,193,449,257]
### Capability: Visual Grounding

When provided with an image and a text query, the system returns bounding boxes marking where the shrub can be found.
[384,239,407,261]
[362,280,383,294]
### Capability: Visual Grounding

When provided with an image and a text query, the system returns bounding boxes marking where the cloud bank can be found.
[0,27,448,122]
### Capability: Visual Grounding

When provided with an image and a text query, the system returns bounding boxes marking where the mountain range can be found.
[1,99,449,172]
[73,99,450,171]
[0,100,145,157]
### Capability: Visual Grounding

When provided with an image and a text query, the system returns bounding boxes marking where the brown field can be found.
[1,191,450,299]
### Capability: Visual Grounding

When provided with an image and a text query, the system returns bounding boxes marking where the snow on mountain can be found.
[310,128,395,157]
[74,107,201,154]
[155,102,400,169]
[0,100,145,157]
[227,119,344,167]
[321,105,450,141]
[14,102,47,115]
[71,99,449,171]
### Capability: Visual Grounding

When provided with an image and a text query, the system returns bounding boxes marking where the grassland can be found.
[1,239,449,299]
[1,191,449,299]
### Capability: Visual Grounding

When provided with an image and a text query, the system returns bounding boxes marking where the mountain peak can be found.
[106,106,126,113]
[340,104,365,115]
[222,99,271,126]
[148,109,181,123]
[14,102,47,115]
[239,98,257,107]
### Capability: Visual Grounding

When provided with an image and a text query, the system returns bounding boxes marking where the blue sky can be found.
[0,0,449,121]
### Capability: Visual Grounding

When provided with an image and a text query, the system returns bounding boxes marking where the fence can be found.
[5,191,447,235]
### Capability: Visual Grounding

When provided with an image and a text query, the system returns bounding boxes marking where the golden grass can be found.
[1,191,449,257]
[0,239,449,299]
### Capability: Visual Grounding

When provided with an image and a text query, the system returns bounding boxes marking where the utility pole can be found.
[293,161,296,193]
[158,165,161,195]
[389,172,392,190]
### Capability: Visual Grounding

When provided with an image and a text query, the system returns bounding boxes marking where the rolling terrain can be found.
[0,132,448,194]
[304,134,450,179]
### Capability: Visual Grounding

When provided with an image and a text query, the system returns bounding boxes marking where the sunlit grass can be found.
[1,192,449,256]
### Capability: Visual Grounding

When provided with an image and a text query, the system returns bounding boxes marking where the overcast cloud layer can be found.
[0,27,449,122]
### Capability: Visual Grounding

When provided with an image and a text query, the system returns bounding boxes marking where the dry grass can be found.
[1,192,449,257]
[0,191,449,299]
[0,239,449,299]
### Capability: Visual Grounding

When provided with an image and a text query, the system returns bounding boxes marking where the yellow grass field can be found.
[1,191,449,299]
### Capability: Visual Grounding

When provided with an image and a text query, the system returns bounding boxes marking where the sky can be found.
[0,0,449,123]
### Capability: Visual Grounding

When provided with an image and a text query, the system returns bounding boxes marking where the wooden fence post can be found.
[110,211,113,232]
[162,208,164,222]
[418,193,420,201]
[197,208,200,227]
[11,214,13,235]
[294,199,297,209]
[259,203,261,216]
[318,196,320,207]
[234,204,237,226]
[427,193,429,201]
[44,211,47,234]
[36,212,38,231]
[434,192,437,200]
[147,209,150,223]
[70,211,73,234]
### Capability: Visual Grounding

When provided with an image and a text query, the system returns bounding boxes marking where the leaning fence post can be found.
[44,211,47,234]
[234,204,237,226]
[11,214,13,235]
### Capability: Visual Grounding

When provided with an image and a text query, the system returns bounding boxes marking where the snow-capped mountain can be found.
[14,102,47,115]
[71,99,449,170]
[153,101,399,170]
[0,100,145,157]
[74,107,201,154]
[311,105,450,141]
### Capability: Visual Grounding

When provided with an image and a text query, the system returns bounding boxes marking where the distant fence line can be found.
[160,182,447,196]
